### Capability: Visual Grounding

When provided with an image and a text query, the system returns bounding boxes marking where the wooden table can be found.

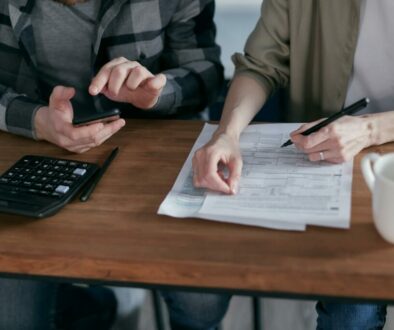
[0,119,393,303]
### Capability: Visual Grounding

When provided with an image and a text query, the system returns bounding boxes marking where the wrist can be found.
[213,127,240,142]
[34,106,49,141]
[362,114,380,146]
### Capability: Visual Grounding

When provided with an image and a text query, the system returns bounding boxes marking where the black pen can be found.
[79,147,119,202]
[281,97,370,148]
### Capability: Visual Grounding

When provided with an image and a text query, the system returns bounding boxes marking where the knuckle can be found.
[335,137,345,148]
[328,125,338,135]
[117,56,127,62]
[133,65,143,74]
[112,66,124,77]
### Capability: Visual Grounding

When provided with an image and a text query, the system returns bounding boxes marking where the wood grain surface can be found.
[0,119,393,302]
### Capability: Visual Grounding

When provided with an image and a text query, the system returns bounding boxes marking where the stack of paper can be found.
[158,123,353,231]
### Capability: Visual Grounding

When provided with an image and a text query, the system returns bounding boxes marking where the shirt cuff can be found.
[148,78,180,115]
[6,96,45,140]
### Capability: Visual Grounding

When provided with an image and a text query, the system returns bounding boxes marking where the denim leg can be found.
[161,290,231,330]
[0,278,57,330]
[55,284,117,330]
[316,301,387,330]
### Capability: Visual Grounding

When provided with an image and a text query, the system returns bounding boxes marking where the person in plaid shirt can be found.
[0,0,226,329]
[0,0,223,152]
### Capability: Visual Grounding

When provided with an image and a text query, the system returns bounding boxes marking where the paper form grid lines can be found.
[158,123,353,231]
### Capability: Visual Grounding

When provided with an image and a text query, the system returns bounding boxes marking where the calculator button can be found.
[63,167,74,173]
[33,183,44,189]
[63,180,74,186]
[69,162,78,167]
[10,180,20,185]
[44,184,55,191]
[57,160,68,165]
[6,172,15,178]
[52,192,62,198]
[9,187,19,193]
[38,190,50,196]
[0,178,9,184]
[73,168,86,176]
[22,181,33,187]
[69,174,78,180]
[55,185,70,194]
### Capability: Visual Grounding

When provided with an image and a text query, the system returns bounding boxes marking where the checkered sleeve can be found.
[0,85,43,139]
[151,0,224,115]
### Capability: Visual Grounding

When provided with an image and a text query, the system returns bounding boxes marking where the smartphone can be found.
[72,108,121,126]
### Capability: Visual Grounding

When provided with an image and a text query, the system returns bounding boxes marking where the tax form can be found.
[158,123,353,231]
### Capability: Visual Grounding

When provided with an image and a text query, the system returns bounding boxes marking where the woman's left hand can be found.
[290,115,374,163]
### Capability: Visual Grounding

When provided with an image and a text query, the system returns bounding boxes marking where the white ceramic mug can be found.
[361,153,394,243]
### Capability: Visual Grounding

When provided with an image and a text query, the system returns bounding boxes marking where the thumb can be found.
[143,74,166,94]
[227,156,243,194]
[49,86,75,112]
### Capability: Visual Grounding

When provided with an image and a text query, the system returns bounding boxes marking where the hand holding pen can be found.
[285,98,371,163]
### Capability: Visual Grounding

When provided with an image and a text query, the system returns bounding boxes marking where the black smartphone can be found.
[72,108,121,126]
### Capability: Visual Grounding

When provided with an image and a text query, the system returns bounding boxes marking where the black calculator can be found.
[0,155,99,218]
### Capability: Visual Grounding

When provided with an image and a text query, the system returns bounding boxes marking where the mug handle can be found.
[361,153,380,191]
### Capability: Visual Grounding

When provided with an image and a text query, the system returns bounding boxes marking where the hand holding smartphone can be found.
[72,108,121,126]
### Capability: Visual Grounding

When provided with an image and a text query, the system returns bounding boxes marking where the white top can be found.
[345,0,394,114]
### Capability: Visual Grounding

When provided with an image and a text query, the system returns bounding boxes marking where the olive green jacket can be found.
[233,0,362,122]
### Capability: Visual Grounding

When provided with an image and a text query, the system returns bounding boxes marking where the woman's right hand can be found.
[192,132,243,195]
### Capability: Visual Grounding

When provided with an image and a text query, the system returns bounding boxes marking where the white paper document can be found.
[158,123,353,231]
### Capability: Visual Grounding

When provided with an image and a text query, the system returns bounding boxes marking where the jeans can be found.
[161,290,231,330]
[0,278,57,330]
[0,278,117,330]
[316,301,387,330]
[161,291,387,330]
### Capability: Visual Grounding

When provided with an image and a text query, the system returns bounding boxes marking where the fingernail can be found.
[231,183,238,194]
[90,86,98,95]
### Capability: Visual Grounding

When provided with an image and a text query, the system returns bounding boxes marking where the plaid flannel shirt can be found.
[0,0,223,138]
